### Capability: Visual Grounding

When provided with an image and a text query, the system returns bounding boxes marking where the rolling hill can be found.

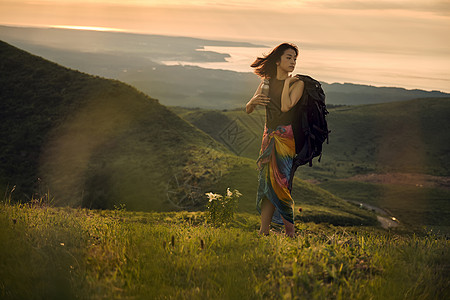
[0,39,231,211]
[0,40,377,226]
[172,98,450,178]
[170,99,450,231]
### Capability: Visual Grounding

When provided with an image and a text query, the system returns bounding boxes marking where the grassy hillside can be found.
[318,100,450,232]
[322,99,450,178]
[169,106,266,159]
[170,99,450,231]
[0,40,380,228]
[318,180,450,233]
[171,98,450,179]
[1,203,448,299]
[0,40,228,210]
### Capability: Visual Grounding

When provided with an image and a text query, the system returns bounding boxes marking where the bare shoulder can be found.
[295,79,305,86]
[289,79,304,90]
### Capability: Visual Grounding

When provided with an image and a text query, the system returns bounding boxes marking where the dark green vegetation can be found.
[0,40,227,210]
[318,180,450,233]
[324,100,450,178]
[1,25,448,108]
[312,100,450,233]
[1,203,449,299]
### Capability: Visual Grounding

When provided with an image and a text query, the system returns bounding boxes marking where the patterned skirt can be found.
[256,124,296,225]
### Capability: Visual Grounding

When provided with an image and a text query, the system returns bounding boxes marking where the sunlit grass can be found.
[1,202,448,299]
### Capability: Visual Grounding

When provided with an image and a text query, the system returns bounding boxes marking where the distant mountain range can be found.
[321,82,448,105]
[1,25,449,108]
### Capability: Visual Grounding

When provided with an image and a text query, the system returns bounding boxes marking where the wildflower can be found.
[205,192,221,202]
[205,192,214,202]
[206,188,241,227]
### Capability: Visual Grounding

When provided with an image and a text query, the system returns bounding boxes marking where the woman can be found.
[246,43,304,237]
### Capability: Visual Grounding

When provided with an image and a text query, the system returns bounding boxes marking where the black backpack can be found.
[289,74,330,189]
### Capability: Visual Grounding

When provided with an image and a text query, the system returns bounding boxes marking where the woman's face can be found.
[277,48,297,73]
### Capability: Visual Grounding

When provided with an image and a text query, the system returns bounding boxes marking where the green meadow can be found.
[1,202,449,299]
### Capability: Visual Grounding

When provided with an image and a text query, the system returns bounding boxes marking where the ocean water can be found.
[162,45,450,93]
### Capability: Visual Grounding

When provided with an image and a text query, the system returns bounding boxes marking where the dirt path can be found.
[376,216,399,229]
[344,199,400,229]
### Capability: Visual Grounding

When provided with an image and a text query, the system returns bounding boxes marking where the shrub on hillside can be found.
[205,188,241,226]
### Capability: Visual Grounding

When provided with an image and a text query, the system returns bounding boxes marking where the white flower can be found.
[227,188,232,197]
[205,192,221,202]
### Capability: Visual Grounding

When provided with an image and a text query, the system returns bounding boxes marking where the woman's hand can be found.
[246,94,270,114]
[285,75,300,85]
[250,94,270,107]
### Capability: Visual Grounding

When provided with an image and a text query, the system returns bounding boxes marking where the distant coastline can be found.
[1,24,449,103]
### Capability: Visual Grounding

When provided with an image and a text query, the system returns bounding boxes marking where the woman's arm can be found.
[246,81,270,114]
[281,77,304,112]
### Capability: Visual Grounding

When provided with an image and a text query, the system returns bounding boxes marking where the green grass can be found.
[1,203,448,299]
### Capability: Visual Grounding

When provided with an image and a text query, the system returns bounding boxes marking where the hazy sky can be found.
[1,0,449,92]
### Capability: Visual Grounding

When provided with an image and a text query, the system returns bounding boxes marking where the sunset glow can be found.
[51,25,125,32]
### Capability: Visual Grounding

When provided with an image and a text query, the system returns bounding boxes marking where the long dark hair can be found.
[251,43,298,79]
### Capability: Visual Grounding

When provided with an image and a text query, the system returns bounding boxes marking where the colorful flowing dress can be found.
[256,78,297,225]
